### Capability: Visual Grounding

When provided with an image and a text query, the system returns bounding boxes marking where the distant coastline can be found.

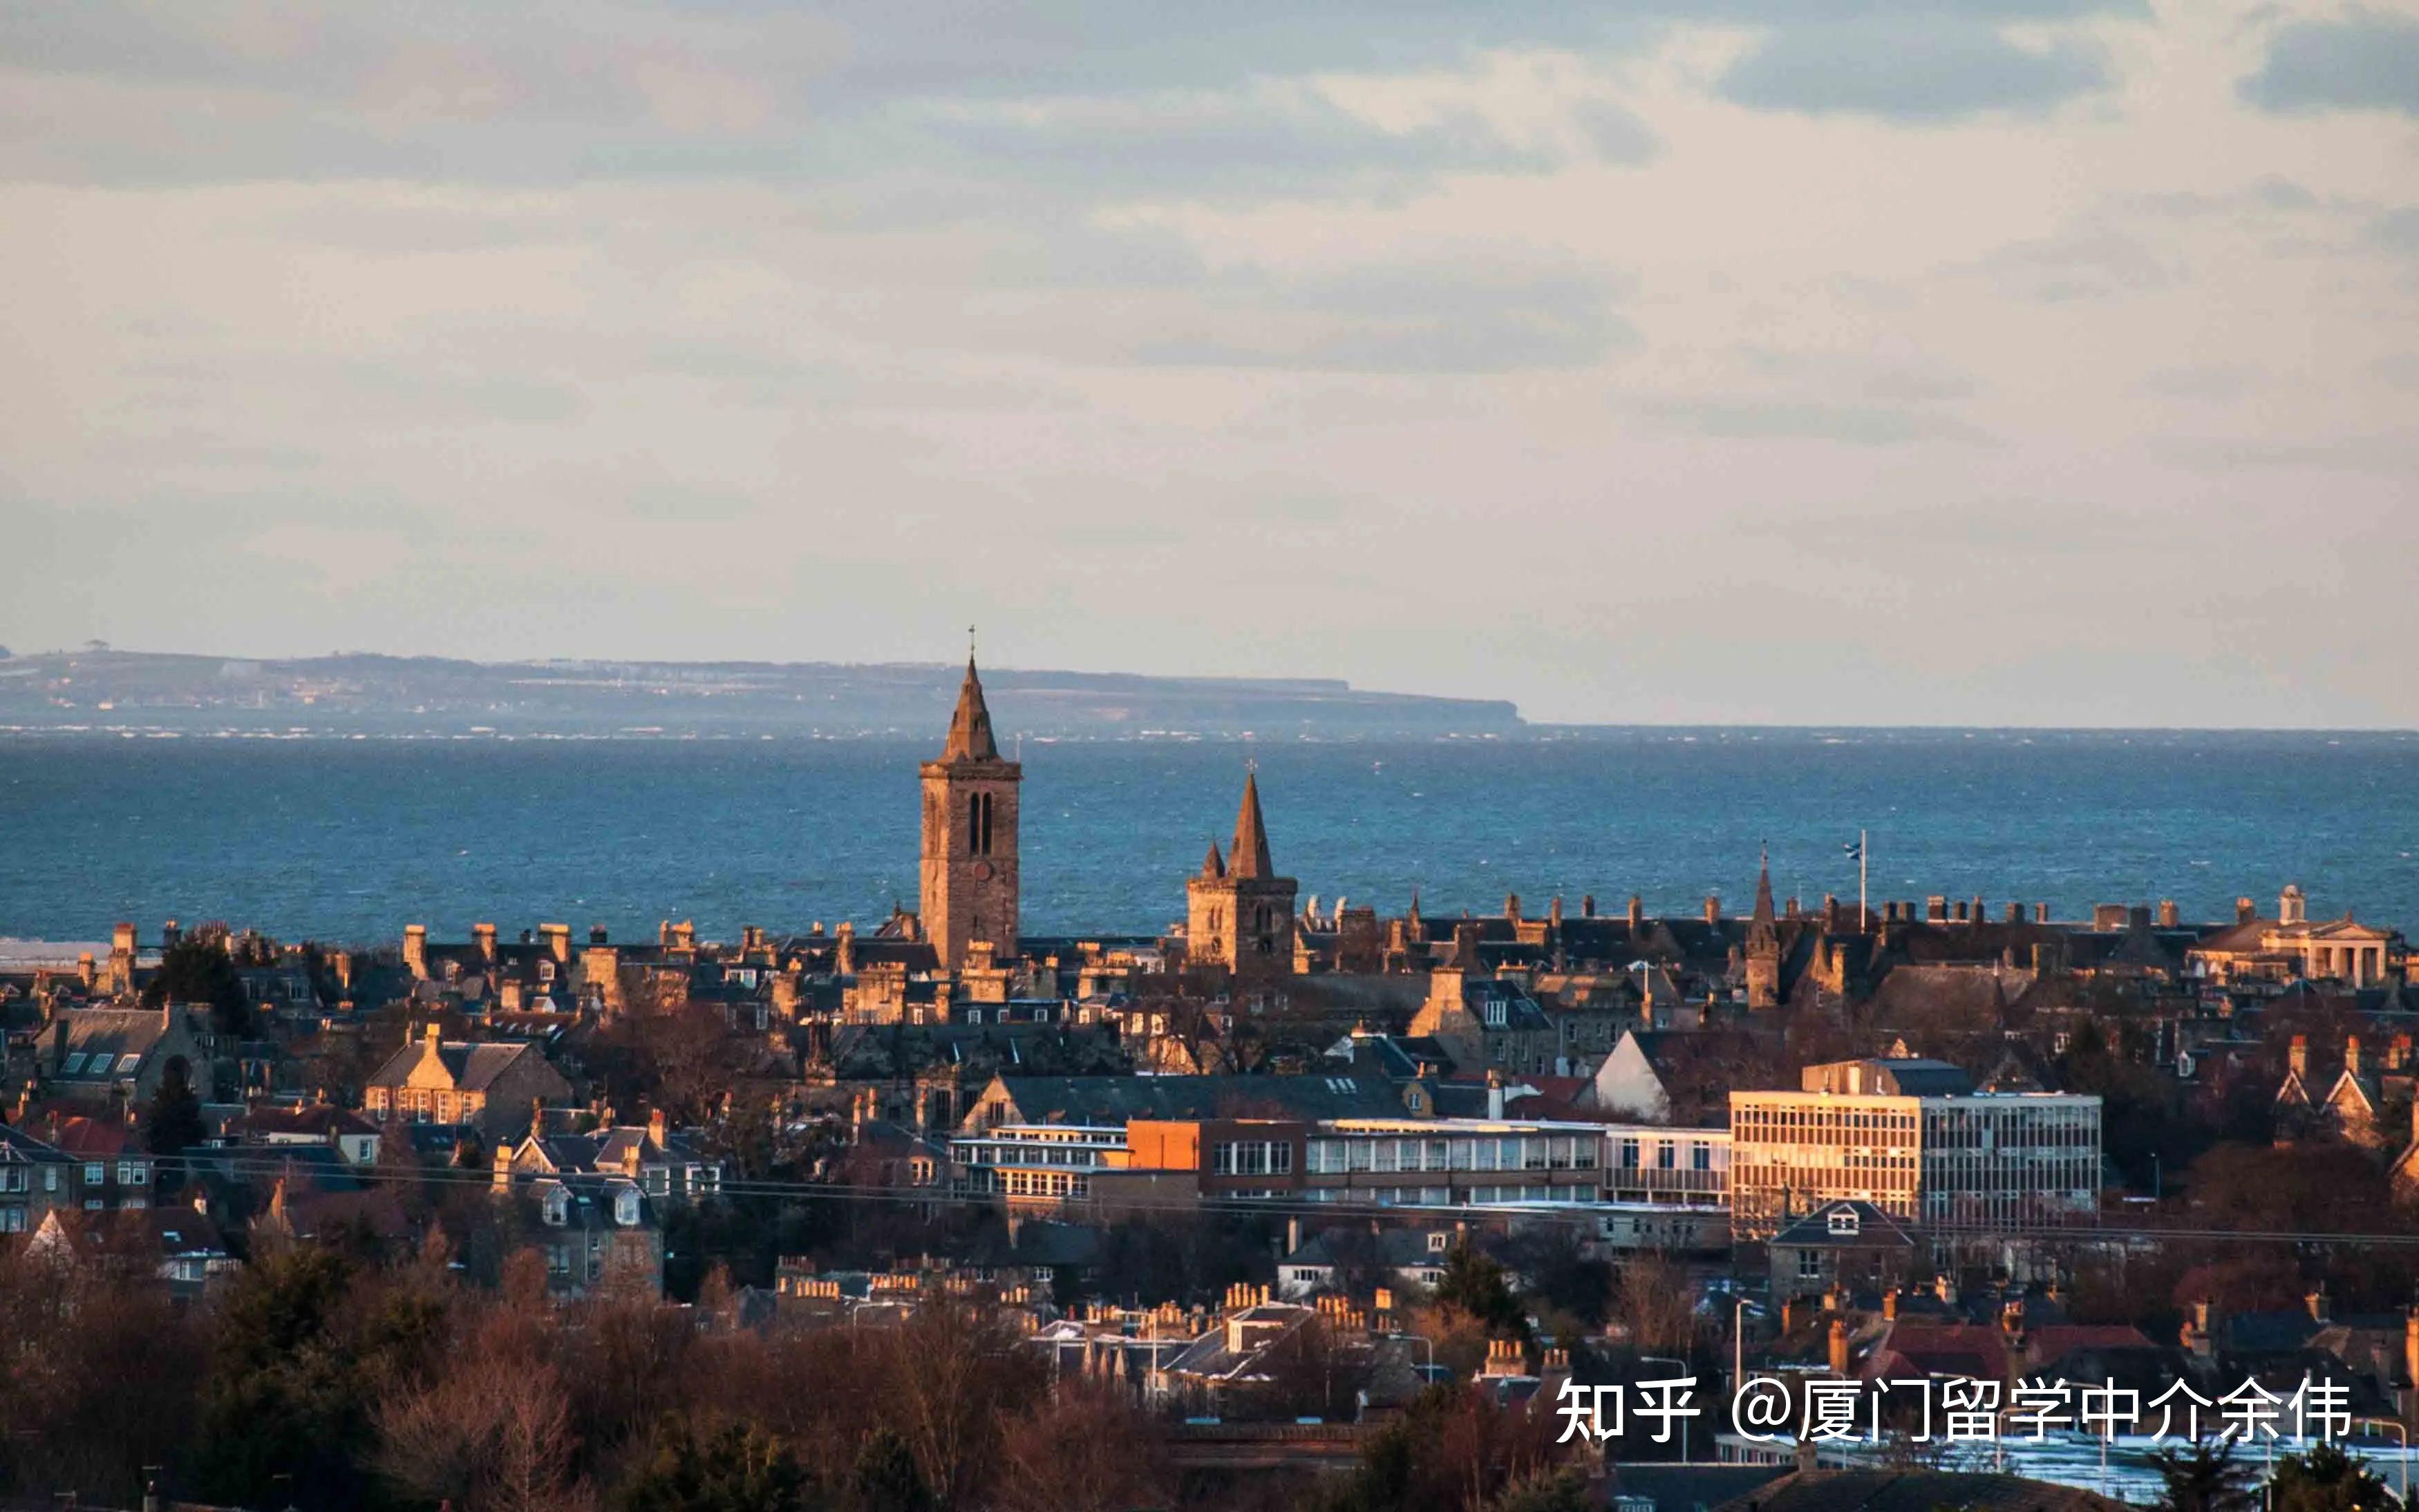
[0,647,1521,740]
[3,649,2413,741]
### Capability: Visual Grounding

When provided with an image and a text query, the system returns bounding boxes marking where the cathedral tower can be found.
[920,654,1020,971]
[1185,771,1297,991]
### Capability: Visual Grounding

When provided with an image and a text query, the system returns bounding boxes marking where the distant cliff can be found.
[0,649,1524,739]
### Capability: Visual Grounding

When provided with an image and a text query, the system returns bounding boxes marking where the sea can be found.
[0,729,2414,949]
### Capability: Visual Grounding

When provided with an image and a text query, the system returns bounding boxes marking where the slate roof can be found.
[51,1008,173,1079]
[1612,1465,1793,1512]
[1771,1200,1921,1251]
[1712,1471,2126,1512]
[225,1104,379,1140]
[979,1074,1415,1128]
[366,1037,549,1092]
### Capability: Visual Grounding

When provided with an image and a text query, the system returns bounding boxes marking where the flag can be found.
[1843,840,1863,862]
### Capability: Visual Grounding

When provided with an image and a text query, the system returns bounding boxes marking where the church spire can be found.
[941,651,999,762]
[1753,843,1776,927]
[1202,839,1226,879]
[1228,770,1274,878]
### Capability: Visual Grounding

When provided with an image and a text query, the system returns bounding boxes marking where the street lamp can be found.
[2352,1417,2411,1509]
[1733,1298,1752,1412]
[1641,1354,1693,1463]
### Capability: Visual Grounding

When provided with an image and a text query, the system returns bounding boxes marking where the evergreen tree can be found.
[617,1418,816,1512]
[1436,1241,1529,1340]
[849,1428,933,1512]
[144,934,252,1037]
[144,1055,207,1159]
[2152,1439,2261,1512]
[2272,1442,2399,1512]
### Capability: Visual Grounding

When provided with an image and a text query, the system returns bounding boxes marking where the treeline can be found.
[0,1224,1594,1512]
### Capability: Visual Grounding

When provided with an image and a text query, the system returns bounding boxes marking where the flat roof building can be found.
[1729,1059,2100,1238]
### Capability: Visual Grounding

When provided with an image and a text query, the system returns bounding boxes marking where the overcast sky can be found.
[2,1,2415,727]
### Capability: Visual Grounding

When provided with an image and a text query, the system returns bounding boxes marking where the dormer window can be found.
[615,1191,641,1227]
[1828,1209,1861,1236]
[1427,1232,1451,1255]
[543,1191,569,1227]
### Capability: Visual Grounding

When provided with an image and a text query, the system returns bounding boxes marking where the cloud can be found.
[2369,207,2419,256]
[2240,10,2419,115]
[1133,265,1630,374]
[1716,17,2114,119]
[1637,397,1990,445]
[903,84,1555,202]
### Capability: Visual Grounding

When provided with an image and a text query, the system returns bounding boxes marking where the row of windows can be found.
[1305,1135,1601,1175]
[999,1170,1087,1198]
[1210,1140,1295,1177]
[1734,1106,1919,1136]
[1616,1137,1717,1172]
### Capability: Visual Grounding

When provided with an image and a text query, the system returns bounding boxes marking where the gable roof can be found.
[366,1036,550,1093]
[50,1008,176,1079]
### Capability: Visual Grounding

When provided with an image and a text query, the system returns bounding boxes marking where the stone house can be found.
[362,1024,573,1138]
[37,1003,207,1110]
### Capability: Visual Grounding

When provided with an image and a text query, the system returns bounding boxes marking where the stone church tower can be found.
[920,655,1020,971]
[1745,847,1782,1009]
[1186,771,1297,991]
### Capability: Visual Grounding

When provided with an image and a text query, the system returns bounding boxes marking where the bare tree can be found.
[375,1350,591,1512]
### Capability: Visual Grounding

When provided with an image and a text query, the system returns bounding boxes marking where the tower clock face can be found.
[971,860,995,881]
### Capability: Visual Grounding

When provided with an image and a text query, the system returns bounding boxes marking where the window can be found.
[117,1160,147,1187]
[117,1054,143,1075]
[1691,1142,1712,1172]
[1619,1138,1640,1170]
[62,1053,87,1075]
[84,1163,105,1186]
[1656,1141,1676,1171]
[1828,1209,1862,1236]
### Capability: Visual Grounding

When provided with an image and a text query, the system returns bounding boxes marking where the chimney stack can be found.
[1628,895,1644,932]
[2158,899,2180,929]
[473,923,497,966]
[403,924,429,980]
[2290,1034,2308,1078]
[1827,1319,1849,1377]
[1704,896,1721,927]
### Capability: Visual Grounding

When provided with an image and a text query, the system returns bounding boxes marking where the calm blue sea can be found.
[1,730,2414,947]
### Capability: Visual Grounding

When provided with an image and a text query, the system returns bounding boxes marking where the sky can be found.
[1,1,2415,728]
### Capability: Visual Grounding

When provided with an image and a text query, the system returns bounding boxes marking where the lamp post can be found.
[2351,1417,2411,1508]
[1395,1331,1436,1380]
[1733,1297,1752,1414]
[1641,1354,1693,1463]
